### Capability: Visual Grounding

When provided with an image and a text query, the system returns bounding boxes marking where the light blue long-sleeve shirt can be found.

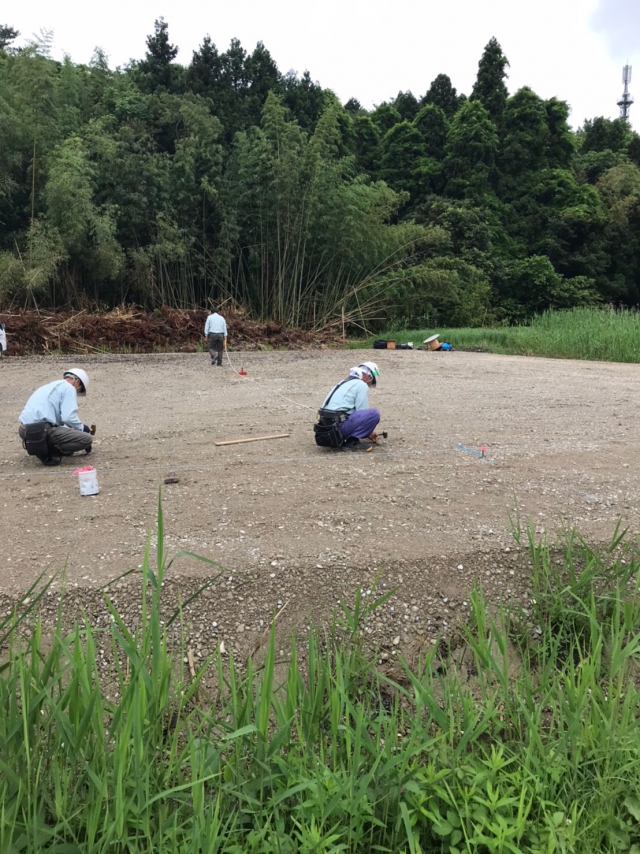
[19,380,84,431]
[204,313,227,336]
[322,378,369,414]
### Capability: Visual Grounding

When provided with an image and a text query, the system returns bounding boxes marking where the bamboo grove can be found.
[1,22,640,328]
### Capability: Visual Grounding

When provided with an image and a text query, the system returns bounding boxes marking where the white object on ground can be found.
[423,334,441,351]
[78,469,99,495]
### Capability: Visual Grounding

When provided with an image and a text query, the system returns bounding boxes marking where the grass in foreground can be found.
[357,307,640,363]
[2,498,640,853]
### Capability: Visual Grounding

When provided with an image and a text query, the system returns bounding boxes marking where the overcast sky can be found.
[9,0,640,130]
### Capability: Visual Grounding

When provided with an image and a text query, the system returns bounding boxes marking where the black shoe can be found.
[42,455,62,466]
[85,446,92,454]
[217,362,223,367]
[342,436,369,451]
[343,440,367,452]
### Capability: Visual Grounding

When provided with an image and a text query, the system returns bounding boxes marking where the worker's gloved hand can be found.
[89,424,96,436]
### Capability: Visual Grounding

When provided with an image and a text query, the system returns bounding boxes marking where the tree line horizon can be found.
[1,20,640,329]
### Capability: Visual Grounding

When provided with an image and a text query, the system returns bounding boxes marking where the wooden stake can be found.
[187,648,199,703]
[214,433,290,447]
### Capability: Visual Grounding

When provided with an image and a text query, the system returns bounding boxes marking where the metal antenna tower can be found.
[618,65,633,119]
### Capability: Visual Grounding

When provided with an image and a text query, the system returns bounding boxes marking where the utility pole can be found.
[618,65,633,120]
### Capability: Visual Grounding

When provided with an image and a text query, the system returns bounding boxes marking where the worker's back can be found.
[322,378,368,414]
[20,380,69,425]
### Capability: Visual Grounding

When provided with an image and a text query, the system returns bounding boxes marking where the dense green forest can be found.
[1,21,640,328]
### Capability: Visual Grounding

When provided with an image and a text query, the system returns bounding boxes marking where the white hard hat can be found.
[349,367,364,379]
[64,368,89,395]
[358,361,380,387]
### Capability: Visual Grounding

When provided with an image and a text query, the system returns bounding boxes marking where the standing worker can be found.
[18,369,93,466]
[314,362,381,450]
[204,307,228,367]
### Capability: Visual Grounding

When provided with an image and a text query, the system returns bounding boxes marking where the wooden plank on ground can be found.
[214,433,290,447]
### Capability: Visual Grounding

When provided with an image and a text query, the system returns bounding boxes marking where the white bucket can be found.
[78,468,99,496]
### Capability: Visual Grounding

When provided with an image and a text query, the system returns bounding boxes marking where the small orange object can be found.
[239,366,247,376]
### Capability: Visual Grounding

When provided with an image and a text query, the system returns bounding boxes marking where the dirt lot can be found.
[1,349,639,664]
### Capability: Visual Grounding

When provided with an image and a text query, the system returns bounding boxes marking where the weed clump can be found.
[1,499,640,852]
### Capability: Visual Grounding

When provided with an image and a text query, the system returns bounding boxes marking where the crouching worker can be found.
[18,368,93,466]
[314,362,380,450]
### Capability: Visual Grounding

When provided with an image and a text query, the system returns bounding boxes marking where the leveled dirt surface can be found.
[1,350,639,663]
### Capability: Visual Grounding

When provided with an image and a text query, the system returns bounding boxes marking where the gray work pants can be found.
[208,332,225,365]
[19,423,92,456]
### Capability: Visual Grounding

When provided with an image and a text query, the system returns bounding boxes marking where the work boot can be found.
[343,440,368,452]
[42,454,62,466]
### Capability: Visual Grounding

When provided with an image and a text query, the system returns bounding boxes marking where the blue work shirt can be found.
[204,313,227,336]
[322,378,369,414]
[19,380,84,431]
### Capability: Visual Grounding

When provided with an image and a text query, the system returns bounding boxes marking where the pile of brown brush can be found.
[0,307,343,356]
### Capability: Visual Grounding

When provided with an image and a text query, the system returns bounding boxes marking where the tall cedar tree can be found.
[545,98,575,169]
[281,70,325,132]
[0,23,19,51]
[136,18,180,93]
[353,115,381,175]
[187,36,223,98]
[379,121,427,197]
[499,87,550,191]
[629,135,640,167]
[344,97,364,115]
[422,74,459,118]
[581,117,630,154]
[471,37,509,124]
[413,104,448,160]
[444,100,499,200]
[371,103,401,136]
[392,91,419,121]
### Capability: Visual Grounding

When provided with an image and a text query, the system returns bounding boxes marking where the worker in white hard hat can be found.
[316,362,380,451]
[18,368,94,466]
[358,362,380,388]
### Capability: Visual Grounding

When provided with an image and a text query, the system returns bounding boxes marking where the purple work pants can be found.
[339,408,380,440]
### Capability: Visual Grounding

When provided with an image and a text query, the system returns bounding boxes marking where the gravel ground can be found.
[1,349,639,664]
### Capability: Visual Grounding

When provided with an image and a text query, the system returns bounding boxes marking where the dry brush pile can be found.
[0,307,343,356]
